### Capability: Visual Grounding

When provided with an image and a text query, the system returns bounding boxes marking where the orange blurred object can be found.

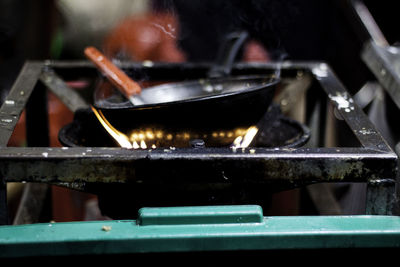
[243,40,271,62]
[103,12,186,62]
[7,111,26,147]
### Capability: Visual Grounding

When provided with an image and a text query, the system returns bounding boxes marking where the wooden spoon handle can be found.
[84,46,141,97]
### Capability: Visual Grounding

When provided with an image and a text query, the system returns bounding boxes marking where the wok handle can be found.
[208,31,249,78]
[84,46,142,97]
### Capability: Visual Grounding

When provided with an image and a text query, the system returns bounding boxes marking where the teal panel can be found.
[137,205,264,225]
[1,205,400,258]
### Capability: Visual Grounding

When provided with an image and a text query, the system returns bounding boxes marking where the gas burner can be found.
[58,103,310,150]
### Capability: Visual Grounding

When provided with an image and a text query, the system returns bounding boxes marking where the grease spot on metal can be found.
[328,92,355,112]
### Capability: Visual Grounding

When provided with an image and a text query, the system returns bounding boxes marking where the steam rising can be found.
[150,22,177,39]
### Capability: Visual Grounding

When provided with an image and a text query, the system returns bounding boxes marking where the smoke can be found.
[150,22,176,39]
[274,51,289,81]
[162,0,302,62]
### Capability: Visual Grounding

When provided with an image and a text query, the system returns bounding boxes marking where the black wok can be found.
[87,31,279,130]
[94,75,279,131]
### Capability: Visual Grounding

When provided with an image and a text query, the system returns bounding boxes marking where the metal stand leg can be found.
[366,179,396,215]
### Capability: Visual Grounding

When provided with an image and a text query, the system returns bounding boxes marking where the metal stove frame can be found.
[0,60,397,226]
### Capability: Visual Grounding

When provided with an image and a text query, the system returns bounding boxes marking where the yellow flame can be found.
[233,136,243,146]
[132,141,140,149]
[232,126,258,148]
[91,106,133,149]
[140,140,147,149]
[92,107,258,150]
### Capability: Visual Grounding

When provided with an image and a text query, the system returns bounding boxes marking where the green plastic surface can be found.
[137,205,263,225]
[1,205,400,257]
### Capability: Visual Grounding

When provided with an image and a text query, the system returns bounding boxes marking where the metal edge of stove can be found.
[0,60,398,222]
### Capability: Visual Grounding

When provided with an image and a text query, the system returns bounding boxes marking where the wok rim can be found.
[94,75,280,110]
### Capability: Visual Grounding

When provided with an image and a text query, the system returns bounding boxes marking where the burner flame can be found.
[231,126,258,148]
[92,105,258,149]
[91,106,133,149]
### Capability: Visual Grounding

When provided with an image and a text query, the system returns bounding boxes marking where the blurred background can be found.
[1,0,398,222]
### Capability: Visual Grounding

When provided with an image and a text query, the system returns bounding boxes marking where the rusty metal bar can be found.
[39,69,89,113]
[0,62,43,146]
[314,63,392,152]
[0,147,396,186]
